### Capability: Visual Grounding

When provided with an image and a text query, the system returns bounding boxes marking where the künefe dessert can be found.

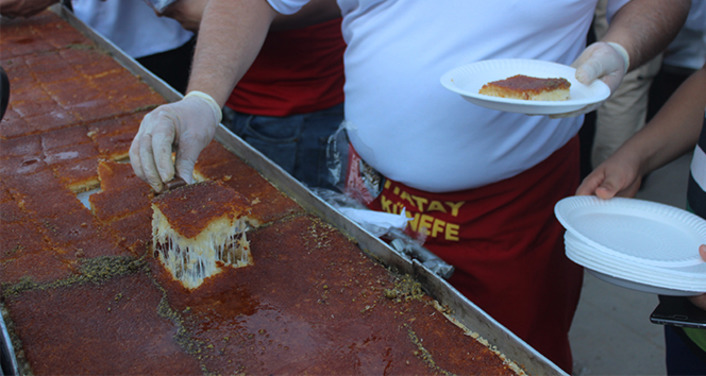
[479,74,571,101]
[0,10,536,375]
[151,180,254,289]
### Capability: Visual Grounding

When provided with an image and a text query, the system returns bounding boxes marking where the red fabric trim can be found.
[225,18,345,116]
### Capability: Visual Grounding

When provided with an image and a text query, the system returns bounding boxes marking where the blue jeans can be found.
[223,103,343,191]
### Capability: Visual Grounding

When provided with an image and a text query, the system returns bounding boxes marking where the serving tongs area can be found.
[163,177,187,192]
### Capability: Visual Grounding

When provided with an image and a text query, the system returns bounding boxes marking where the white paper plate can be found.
[555,196,706,295]
[565,232,706,295]
[555,196,706,267]
[566,236,706,296]
[565,232,706,279]
[440,59,610,115]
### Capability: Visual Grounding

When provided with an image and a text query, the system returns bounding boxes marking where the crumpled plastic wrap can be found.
[336,206,410,238]
[311,189,454,280]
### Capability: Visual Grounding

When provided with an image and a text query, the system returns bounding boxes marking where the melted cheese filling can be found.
[152,206,252,289]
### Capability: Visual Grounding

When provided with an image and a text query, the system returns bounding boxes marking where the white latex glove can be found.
[551,41,629,118]
[129,91,222,192]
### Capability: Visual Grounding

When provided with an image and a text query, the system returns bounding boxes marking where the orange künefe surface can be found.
[479,74,571,101]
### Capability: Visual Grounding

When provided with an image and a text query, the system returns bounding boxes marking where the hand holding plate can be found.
[551,42,629,118]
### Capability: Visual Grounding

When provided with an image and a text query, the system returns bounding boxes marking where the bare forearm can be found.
[602,0,689,71]
[621,66,706,175]
[186,0,276,106]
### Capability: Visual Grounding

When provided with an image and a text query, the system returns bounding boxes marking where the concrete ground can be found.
[569,152,693,376]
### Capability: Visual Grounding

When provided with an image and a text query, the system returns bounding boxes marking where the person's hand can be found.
[129,91,222,192]
[159,0,207,31]
[551,41,630,118]
[689,245,706,310]
[0,0,57,18]
[575,148,642,199]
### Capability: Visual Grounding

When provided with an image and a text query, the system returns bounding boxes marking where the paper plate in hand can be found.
[440,59,610,115]
[555,196,706,296]
[555,196,706,267]
[565,231,706,296]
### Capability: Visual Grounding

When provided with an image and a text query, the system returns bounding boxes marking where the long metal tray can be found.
[0,5,567,375]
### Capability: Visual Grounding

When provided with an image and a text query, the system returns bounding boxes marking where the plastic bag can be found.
[326,120,384,205]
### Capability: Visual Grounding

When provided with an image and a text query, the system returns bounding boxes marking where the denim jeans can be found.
[223,103,344,191]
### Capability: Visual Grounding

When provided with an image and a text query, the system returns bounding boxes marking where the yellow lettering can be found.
[445,201,465,217]
[410,195,429,211]
[379,194,393,213]
[418,214,434,236]
[445,223,460,241]
[400,191,415,207]
[431,218,446,237]
[384,180,392,189]
[408,211,421,232]
[427,200,447,213]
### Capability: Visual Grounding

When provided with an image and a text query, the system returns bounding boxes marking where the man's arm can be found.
[602,0,690,71]
[561,0,690,118]
[187,0,277,107]
[622,64,706,177]
[129,0,281,191]
[576,64,706,199]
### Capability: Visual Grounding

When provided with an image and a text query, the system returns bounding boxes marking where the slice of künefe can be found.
[479,74,570,101]
[151,180,254,289]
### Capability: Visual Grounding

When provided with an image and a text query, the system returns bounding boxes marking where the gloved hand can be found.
[129,91,222,192]
[551,41,629,118]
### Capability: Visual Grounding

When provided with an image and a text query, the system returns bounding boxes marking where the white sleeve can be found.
[266,0,311,15]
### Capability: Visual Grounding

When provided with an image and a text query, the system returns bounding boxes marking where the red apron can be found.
[348,137,583,373]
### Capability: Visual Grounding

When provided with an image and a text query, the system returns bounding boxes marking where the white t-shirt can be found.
[72,0,193,59]
[269,0,629,192]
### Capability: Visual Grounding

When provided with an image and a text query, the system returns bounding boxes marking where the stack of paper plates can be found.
[554,196,706,296]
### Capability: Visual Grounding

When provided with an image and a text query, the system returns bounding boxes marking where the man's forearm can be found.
[186,0,277,106]
[602,0,689,71]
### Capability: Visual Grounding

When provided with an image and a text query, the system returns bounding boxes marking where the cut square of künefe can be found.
[151,180,254,289]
